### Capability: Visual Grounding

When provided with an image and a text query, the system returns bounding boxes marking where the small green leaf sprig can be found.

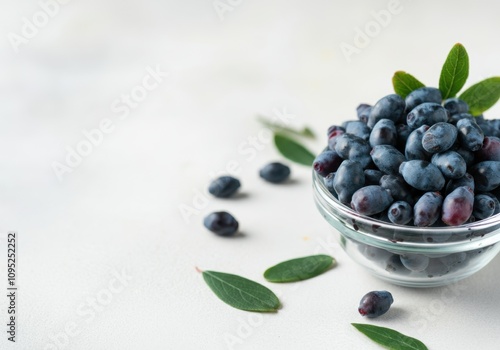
[393,43,500,116]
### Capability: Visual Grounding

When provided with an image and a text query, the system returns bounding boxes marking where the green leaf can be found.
[439,43,469,99]
[392,71,425,98]
[352,323,428,350]
[264,254,335,283]
[202,270,280,312]
[273,133,315,166]
[459,77,500,115]
[257,116,316,139]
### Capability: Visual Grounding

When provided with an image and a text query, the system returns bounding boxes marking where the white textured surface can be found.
[1,0,500,349]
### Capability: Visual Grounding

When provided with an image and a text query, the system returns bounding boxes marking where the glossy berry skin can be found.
[350,185,393,216]
[483,193,500,215]
[335,134,372,168]
[323,172,336,194]
[406,102,448,129]
[405,87,442,114]
[457,118,484,151]
[333,160,365,204]
[313,150,343,177]
[475,136,500,161]
[345,121,371,141]
[399,160,445,191]
[259,162,291,183]
[369,119,397,147]
[208,176,241,198]
[441,186,474,226]
[358,291,394,318]
[405,125,431,161]
[379,175,414,205]
[443,98,469,116]
[413,192,443,227]
[431,151,466,179]
[400,254,429,272]
[357,103,372,123]
[473,194,496,219]
[422,122,458,153]
[367,94,405,128]
[470,161,500,191]
[445,173,475,195]
[364,169,384,186]
[448,113,474,125]
[327,126,345,150]
[388,201,413,225]
[203,212,239,236]
[371,145,406,176]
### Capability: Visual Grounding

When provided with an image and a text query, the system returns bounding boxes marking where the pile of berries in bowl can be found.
[312,88,500,287]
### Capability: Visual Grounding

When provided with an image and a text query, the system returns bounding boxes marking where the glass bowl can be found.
[313,169,500,287]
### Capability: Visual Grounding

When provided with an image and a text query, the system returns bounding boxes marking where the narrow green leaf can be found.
[257,116,316,139]
[439,43,469,99]
[352,323,428,350]
[264,255,335,283]
[202,270,280,312]
[273,133,315,166]
[392,71,425,98]
[459,77,500,115]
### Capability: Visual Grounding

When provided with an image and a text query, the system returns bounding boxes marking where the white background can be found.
[1,0,500,349]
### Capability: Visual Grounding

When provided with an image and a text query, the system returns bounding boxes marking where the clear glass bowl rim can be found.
[313,167,500,252]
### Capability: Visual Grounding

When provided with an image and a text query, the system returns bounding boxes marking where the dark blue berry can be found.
[369,119,397,147]
[335,134,372,168]
[379,175,414,205]
[358,291,393,318]
[482,193,500,215]
[399,160,445,191]
[413,192,443,227]
[350,185,393,216]
[405,87,442,114]
[333,160,365,204]
[345,121,371,141]
[422,122,458,153]
[473,194,496,220]
[388,201,413,225]
[457,118,484,151]
[357,103,372,123]
[406,102,448,129]
[405,125,431,160]
[470,161,500,191]
[443,98,469,116]
[368,94,405,128]
[431,151,466,179]
[327,126,345,150]
[203,211,239,236]
[400,254,429,272]
[396,124,411,152]
[259,162,291,183]
[475,136,500,161]
[313,150,343,177]
[441,186,474,226]
[370,145,405,176]
[208,176,241,198]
